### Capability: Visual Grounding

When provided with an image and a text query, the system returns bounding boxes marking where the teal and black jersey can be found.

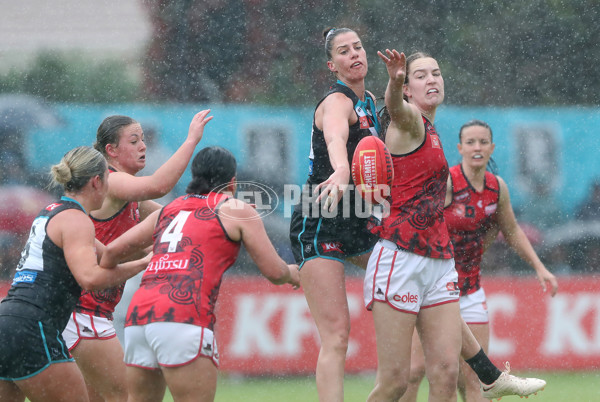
[307,81,380,186]
[289,83,380,265]
[0,197,84,332]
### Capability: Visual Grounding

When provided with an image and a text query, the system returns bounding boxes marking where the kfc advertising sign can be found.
[215,276,600,373]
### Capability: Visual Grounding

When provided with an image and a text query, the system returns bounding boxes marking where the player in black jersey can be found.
[0,146,149,401]
[288,27,380,402]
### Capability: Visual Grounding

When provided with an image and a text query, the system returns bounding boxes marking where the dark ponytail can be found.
[94,115,138,156]
[186,147,237,194]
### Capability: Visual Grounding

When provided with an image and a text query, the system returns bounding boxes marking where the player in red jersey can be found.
[62,110,213,402]
[364,49,460,402]
[401,119,558,402]
[365,50,548,401]
[99,146,300,401]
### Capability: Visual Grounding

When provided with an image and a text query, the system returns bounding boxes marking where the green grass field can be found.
[160,371,600,401]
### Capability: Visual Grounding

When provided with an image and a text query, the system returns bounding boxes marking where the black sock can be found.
[464,348,502,385]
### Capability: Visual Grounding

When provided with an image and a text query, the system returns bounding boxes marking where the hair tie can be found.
[326,28,337,40]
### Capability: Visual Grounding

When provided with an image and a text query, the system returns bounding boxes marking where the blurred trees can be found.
[0,52,140,103]
[0,1,596,106]
[141,0,351,104]
[141,0,600,106]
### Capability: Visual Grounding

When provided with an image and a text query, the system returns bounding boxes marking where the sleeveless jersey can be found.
[296,82,379,219]
[77,168,141,319]
[125,192,241,331]
[307,81,380,185]
[0,198,84,331]
[372,116,453,259]
[444,165,500,295]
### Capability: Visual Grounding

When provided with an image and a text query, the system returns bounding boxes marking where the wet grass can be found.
[160,371,600,401]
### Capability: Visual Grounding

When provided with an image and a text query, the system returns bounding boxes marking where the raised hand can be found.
[378,49,406,83]
[187,109,214,144]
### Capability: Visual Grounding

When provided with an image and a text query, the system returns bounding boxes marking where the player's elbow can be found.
[260,263,289,285]
[77,277,103,291]
[75,268,111,291]
[266,273,288,285]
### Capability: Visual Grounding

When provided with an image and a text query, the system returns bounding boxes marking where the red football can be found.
[351,136,394,204]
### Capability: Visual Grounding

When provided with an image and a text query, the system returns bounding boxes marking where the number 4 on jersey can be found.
[160,210,192,252]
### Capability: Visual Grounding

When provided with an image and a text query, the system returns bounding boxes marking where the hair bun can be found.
[323,27,336,40]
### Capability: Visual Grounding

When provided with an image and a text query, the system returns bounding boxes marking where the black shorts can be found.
[289,209,378,267]
[0,315,74,380]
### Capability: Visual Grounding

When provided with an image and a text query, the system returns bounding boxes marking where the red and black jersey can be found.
[444,165,500,296]
[125,192,241,331]
[76,168,141,319]
[372,116,453,259]
[92,202,140,244]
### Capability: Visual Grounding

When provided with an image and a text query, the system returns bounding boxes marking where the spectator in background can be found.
[582,243,600,273]
[544,243,573,276]
[0,126,49,189]
[518,179,565,231]
[575,178,600,221]
[483,222,545,275]
[0,151,28,186]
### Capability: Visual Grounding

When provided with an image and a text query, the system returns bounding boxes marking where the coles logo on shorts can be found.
[446,282,459,295]
[393,292,418,304]
[320,241,342,253]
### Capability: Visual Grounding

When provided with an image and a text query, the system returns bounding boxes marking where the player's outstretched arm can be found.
[108,110,213,202]
[220,199,300,289]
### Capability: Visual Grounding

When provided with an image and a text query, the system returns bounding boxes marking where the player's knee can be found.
[377,366,408,399]
[408,362,426,384]
[427,360,460,391]
[379,379,407,401]
[320,320,350,353]
[102,385,128,402]
[328,330,350,355]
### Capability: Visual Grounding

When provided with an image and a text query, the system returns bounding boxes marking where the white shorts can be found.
[124,322,219,369]
[460,288,489,324]
[62,311,116,350]
[364,240,459,313]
